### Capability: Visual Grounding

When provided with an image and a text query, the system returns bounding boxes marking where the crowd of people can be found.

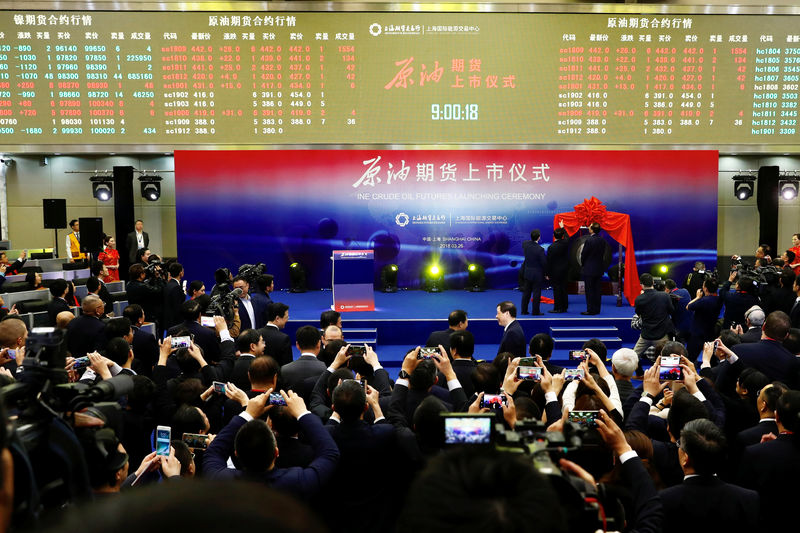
[0,234,798,533]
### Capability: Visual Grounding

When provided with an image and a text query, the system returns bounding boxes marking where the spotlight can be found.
[380,264,399,293]
[90,176,113,201]
[466,263,485,292]
[423,263,444,293]
[139,174,163,201]
[289,262,307,293]
[780,180,798,201]
[732,175,755,201]
[658,265,669,275]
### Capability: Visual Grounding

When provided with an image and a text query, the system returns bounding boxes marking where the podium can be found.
[332,250,375,312]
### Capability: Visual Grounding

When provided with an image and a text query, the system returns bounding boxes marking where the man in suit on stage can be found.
[547,226,570,313]
[65,219,85,263]
[520,229,547,315]
[425,309,468,356]
[282,326,327,392]
[659,419,759,533]
[126,219,149,264]
[581,222,605,315]
[496,301,525,358]
[260,302,293,367]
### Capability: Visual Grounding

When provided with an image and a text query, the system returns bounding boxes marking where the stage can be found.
[275,288,639,375]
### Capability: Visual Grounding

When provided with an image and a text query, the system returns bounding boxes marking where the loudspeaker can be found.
[78,217,104,254]
[43,199,67,229]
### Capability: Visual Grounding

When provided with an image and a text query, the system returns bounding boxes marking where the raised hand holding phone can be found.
[281,389,309,419]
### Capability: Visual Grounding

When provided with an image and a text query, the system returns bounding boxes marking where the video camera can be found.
[0,328,134,520]
[144,258,165,280]
[443,415,624,532]
[236,262,266,286]
[206,287,243,323]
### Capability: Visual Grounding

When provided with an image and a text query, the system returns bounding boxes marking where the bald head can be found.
[56,311,76,329]
[81,294,104,317]
[323,325,343,343]
[0,318,27,349]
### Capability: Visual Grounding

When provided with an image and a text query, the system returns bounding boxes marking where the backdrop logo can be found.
[395,212,410,227]
[369,23,382,36]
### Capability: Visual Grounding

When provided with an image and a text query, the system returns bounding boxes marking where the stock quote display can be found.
[2,10,800,146]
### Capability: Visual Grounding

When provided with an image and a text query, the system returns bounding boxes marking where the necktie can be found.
[76,232,80,242]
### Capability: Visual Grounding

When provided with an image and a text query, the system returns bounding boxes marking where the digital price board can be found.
[1,8,800,149]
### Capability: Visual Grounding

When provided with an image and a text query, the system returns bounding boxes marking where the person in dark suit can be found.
[162,262,186,331]
[610,348,638,403]
[580,222,606,315]
[528,333,564,376]
[719,271,761,329]
[736,382,785,450]
[323,379,406,533]
[496,301,525,358]
[281,326,327,393]
[665,279,692,342]
[434,330,477,397]
[520,229,547,315]
[234,276,266,331]
[65,294,107,358]
[260,302,293,367]
[126,263,164,333]
[123,304,159,377]
[203,390,340,500]
[219,356,280,427]
[738,391,800,532]
[790,276,800,328]
[249,274,274,324]
[47,279,71,326]
[659,419,758,533]
[546,227,570,313]
[125,219,149,264]
[269,406,314,469]
[738,305,766,343]
[763,269,796,316]
[718,311,798,386]
[425,309,467,356]
[167,299,221,362]
[229,329,266,391]
[633,273,674,369]
[686,278,722,360]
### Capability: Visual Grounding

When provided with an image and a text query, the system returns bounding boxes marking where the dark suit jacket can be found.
[168,320,221,362]
[230,354,256,391]
[498,320,526,358]
[204,412,339,500]
[659,476,758,533]
[687,295,722,341]
[425,327,456,355]
[635,288,675,340]
[791,299,800,328]
[237,296,266,331]
[719,281,761,329]
[739,434,800,531]
[668,288,692,333]
[126,231,149,263]
[522,240,547,281]
[764,286,795,316]
[65,314,107,357]
[47,297,72,326]
[131,325,159,377]
[740,326,762,343]
[250,292,271,327]
[126,279,163,326]
[324,420,404,533]
[736,419,778,449]
[281,354,327,392]
[162,279,185,331]
[580,232,605,277]
[436,359,477,397]
[275,434,314,469]
[546,238,570,280]
[728,338,798,385]
[260,324,293,367]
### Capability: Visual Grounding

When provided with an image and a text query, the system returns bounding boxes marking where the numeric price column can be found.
[251,42,283,136]
[555,39,584,136]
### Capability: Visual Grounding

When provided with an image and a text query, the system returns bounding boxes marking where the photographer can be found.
[126,264,165,335]
[719,270,760,330]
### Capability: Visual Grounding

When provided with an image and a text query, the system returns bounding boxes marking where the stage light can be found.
[90,176,113,201]
[467,263,486,292]
[423,263,444,293]
[289,262,307,293]
[732,175,755,201]
[381,264,399,293]
[139,174,163,201]
[780,180,798,200]
[658,265,669,275]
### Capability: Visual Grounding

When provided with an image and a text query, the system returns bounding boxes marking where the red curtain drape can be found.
[553,196,641,306]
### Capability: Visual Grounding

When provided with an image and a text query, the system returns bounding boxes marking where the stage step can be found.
[553,337,623,345]
[343,327,378,345]
[550,325,620,335]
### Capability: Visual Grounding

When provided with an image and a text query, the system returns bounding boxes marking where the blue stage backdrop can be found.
[175,150,719,296]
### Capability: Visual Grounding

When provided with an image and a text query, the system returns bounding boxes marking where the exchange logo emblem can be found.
[369,23,382,36]
[395,213,410,227]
